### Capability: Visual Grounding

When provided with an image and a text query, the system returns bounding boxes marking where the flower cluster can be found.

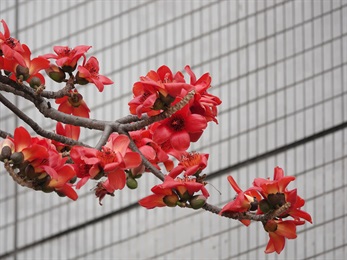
[0,18,312,256]
[0,127,77,200]
[220,167,312,254]
[70,133,142,204]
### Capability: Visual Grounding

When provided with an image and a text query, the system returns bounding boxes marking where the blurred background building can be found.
[0,0,346,259]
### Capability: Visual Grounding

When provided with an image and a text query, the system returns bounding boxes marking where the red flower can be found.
[169,152,208,178]
[129,129,174,175]
[264,219,304,254]
[3,44,49,85]
[253,167,296,198]
[152,105,207,151]
[41,150,78,200]
[219,176,262,226]
[138,175,209,209]
[184,65,222,123]
[42,45,91,72]
[52,122,80,152]
[55,89,90,118]
[70,133,141,190]
[128,65,193,118]
[253,167,312,223]
[0,19,26,67]
[77,56,113,92]
[10,126,49,163]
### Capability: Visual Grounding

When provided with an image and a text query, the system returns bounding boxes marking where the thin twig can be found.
[95,124,114,150]
[121,90,196,132]
[0,129,13,139]
[119,128,165,181]
[0,93,90,147]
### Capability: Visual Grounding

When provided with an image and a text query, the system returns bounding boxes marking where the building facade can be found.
[0,0,346,259]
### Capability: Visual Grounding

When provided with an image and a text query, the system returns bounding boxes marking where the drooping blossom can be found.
[169,152,209,178]
[0,19,25,67]
[1,127,78,200]
[41,150,78,200]
[55,89,90,118]
[152,104,207,151]
[128,65,193,118]
[70,133,142,190]
[52,122,80,152]
[76,56,113,92]
[264,219,305,254]
[3,44,50,85]
[184,65,222,123]
[138,175,209,209]
[42,45,91,72]
[219,175,262,226]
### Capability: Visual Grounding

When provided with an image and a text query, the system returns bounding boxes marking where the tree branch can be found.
[202,202,292,223]
[95,124,114,150]
[0,129,13,139]
[0,92,90,147]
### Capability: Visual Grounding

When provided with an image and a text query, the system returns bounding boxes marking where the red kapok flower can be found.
[219,175,262,226]
[41,150,78,200]
[253,166,296,199]
[3,44,50,85]
[70,134,142,190]
[76,56,113,92]
[129,129,174,174]
[264,219,305,254]
[52,122,80,152]
[42,45,91,72]
[55,89,90,118]
[128,65,193,118]
[138,175,209,209]
[152,105,207,151]
[0,19,25,67]
[169,151,209,178]
[184,65,222,123]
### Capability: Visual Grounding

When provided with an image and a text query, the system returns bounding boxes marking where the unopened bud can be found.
[10,152,24,165]
[126,177,138,189]
[16,65,30,81]
[29,76,42,89]
[189,195,207,209]
[45,64,66,82]
[1,146,12,160]
[163,194,179,207]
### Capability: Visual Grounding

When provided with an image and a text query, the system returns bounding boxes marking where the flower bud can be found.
[10,152,24,165]
[189,195,207,209]
[16,65,30,81]
[45,64,66,82]
[126,177,138,189]
[1,146,12,160]
[163,194,179,207]
[29,76,42,89]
